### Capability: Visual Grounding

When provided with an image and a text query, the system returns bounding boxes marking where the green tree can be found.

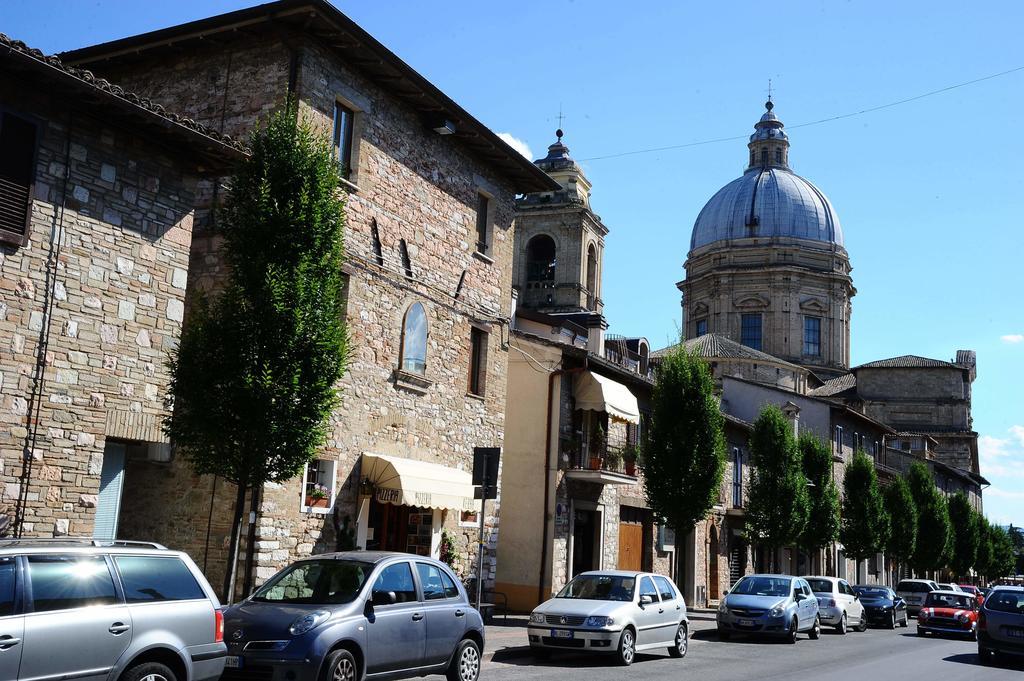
[166,105,349,600]
[745,406,809,570]
[988,524,1017,580]
[643,347,726,582]
[799,432,840,553]
[840,451,890,569]
[884,475,917,575]
[907,463,952,575]
[947,492,979,579]
[975,514,994,579]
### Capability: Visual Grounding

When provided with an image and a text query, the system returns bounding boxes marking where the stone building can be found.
[61,0,557,594]
[0,35,242,540]
[496,133,668,611]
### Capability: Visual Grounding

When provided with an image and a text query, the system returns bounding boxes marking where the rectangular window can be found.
[803,316,821,356]
[732,447,743,508]
[695,319,708,337]
[333,101,355,180]
[468,327,488,396]
[29,555,119,612]
[834,426,844,456]
[459,509,479,527]
[302,458,337,514]
[114,556,205,602]
[0,112,38,246]
[475,193,490,255]
[740,314,762,350]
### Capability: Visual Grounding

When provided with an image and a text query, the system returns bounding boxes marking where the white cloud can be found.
[1001,334,1024,344]
[496,133,533,160]
[980,427,1024,479]
[985,487,1024,500]
[1011,425,1024,447]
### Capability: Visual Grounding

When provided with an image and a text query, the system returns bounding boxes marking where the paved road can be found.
[473,620,1024,681]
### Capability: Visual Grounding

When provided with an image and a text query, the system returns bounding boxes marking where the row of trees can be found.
[643,347,1016,583]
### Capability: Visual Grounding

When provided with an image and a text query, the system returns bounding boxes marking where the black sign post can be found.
[472,447,500,610]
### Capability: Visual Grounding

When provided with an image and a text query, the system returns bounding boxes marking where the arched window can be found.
[526,235,556,282]
[400,303,427,375]
[585,244,598,309]
[760,149,768,165]
[775,148,782,164]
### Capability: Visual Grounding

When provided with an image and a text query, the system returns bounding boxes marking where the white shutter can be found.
[93,443,126,541]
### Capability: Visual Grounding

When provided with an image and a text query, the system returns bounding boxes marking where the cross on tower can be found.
[767,79,773,103]
[555,105,566,140]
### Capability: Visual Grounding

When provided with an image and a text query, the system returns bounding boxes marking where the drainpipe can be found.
[537,360,586,605]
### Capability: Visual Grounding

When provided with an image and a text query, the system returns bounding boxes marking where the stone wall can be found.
[0,76,199,539]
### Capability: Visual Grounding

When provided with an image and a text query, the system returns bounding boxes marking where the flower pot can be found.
[625,462,636,476]
[589,456,602,470]
[305,495,329,508]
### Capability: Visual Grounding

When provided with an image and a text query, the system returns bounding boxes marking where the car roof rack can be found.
[0,538,167,549]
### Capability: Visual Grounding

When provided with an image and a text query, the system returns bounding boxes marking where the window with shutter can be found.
[0,112,38,246]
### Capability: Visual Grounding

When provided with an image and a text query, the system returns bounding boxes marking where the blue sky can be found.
[4,1,1022,525]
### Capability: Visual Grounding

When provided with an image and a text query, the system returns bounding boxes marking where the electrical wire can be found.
[577,64,1024,162]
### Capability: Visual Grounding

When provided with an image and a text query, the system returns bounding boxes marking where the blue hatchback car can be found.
[717,574,821,643]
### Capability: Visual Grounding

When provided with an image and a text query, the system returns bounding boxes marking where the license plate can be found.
[1007,628,1024,639]
[225,657,243,669]
[739,619,754,627]
[551,629,574,639]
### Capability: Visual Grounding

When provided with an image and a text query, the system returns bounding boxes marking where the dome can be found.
[689,102,843,252]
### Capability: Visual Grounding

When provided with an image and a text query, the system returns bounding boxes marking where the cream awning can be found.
[573,371,640,424]
[360,453,477,511]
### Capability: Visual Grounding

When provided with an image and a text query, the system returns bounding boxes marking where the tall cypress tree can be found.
[975,514,994,580]
[644,347,727,583]
[907,462,952,575]
[840,451,889,566]
[947,492,979,579]
[884,475,917,576]
[166,104,349,600]
[799,432,840,554]
[988,525,1017,580]
[745,405,808,571]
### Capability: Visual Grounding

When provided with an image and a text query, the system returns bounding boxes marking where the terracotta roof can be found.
[852,355,961,370]
[653,333,805,371]
[59,0,560,194]
[808,373,856,397]
[0,33,245,165]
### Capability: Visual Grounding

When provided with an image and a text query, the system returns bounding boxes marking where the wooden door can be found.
[618,522,643,571]
[709,526,720,600]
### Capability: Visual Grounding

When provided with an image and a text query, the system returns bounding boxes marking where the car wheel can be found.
[888,612,896,629]
[121,662,177,681]
[916,627,926,637]
[446,639,481,681]
[718,628,731,641]
[617,627,636,666]
[901,612,909,627]
[809,615,821,640]
[836,611,848,635]
[978,645,992,665]
[322,649,358,681]
[787,617,799,644]
[668,622,688,658]
[857,613,868,632]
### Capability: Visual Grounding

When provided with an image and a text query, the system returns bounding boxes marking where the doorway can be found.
[94,441,126,541]
[708,526,720,600]
[571,508,600,576]
[366,499,410,552]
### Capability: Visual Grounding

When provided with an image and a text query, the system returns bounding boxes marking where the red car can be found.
[917,590,980,640]
[958,584,985,605]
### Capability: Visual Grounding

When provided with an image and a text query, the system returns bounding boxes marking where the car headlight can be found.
[956,613,970,624]
[918,611,928,621]
[770,607,785,618]
[289,610,331,636]
[718,600,728,613]
[585,616,615,627]
[530,612,546,624]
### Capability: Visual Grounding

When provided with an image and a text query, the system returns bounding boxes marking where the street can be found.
[460,618,1024,681]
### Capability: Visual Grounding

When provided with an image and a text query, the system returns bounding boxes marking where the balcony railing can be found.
[562,442,639,477]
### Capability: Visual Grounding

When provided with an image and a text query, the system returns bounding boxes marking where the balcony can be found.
[562,441,638,485]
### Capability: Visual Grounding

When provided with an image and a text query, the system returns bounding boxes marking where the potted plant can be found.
[622,443,640,476]
[305,484,330,508]
[589,423,606,470]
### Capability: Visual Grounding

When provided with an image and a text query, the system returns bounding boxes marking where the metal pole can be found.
[475,460,488,610]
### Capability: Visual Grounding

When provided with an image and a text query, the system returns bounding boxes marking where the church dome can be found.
[690,101,844,252]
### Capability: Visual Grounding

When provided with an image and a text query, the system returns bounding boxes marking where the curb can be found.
[483,628,703,664]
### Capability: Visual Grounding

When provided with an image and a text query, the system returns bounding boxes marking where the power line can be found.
[577,64,1024,162]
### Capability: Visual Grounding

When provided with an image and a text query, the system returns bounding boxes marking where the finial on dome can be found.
[556,128,563,142]
[765,99,774,112]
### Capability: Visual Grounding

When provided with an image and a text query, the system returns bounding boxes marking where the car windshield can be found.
[252,560,370,605]
[854,586,891,599]
[924,592,974,609]
[897,581,932,593]
[556,574,635,601]
[730,576,791,597]
[959,585,979,594]
[985,591,1024,614]
[806,578,834,594]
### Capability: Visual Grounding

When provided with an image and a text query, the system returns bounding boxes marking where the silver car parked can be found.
[717,574,821,643]
[0,538,226,681]
[223,551,484,681]
[528,570,688,665]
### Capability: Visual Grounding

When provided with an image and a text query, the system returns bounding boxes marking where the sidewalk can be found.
[483,608,718,663]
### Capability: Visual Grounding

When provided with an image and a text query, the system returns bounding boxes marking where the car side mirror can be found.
[640,594,654,606]
[372,590,397,606]
[794,593,804,602]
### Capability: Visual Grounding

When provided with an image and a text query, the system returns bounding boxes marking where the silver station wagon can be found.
[223,551,485,681]
[0,538,226,681]
[528,570,689,665]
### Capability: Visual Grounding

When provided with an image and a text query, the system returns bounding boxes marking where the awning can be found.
[574,371,640,424]
[360,453,476,511]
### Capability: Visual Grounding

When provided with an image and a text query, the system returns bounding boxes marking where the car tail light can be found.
[978,611,987,632]
[215,608,225,643]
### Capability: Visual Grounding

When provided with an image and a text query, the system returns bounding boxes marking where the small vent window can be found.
[0,112,38,245]
[400,239,413,279]
[370,220,384,266]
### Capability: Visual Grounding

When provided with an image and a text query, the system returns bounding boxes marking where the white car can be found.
[936,582,964,593]
[804,575,866,634]
[528,570,688,666]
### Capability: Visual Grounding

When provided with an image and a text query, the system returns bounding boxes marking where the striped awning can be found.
[573,371,640,424]
[360,453,476,511]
